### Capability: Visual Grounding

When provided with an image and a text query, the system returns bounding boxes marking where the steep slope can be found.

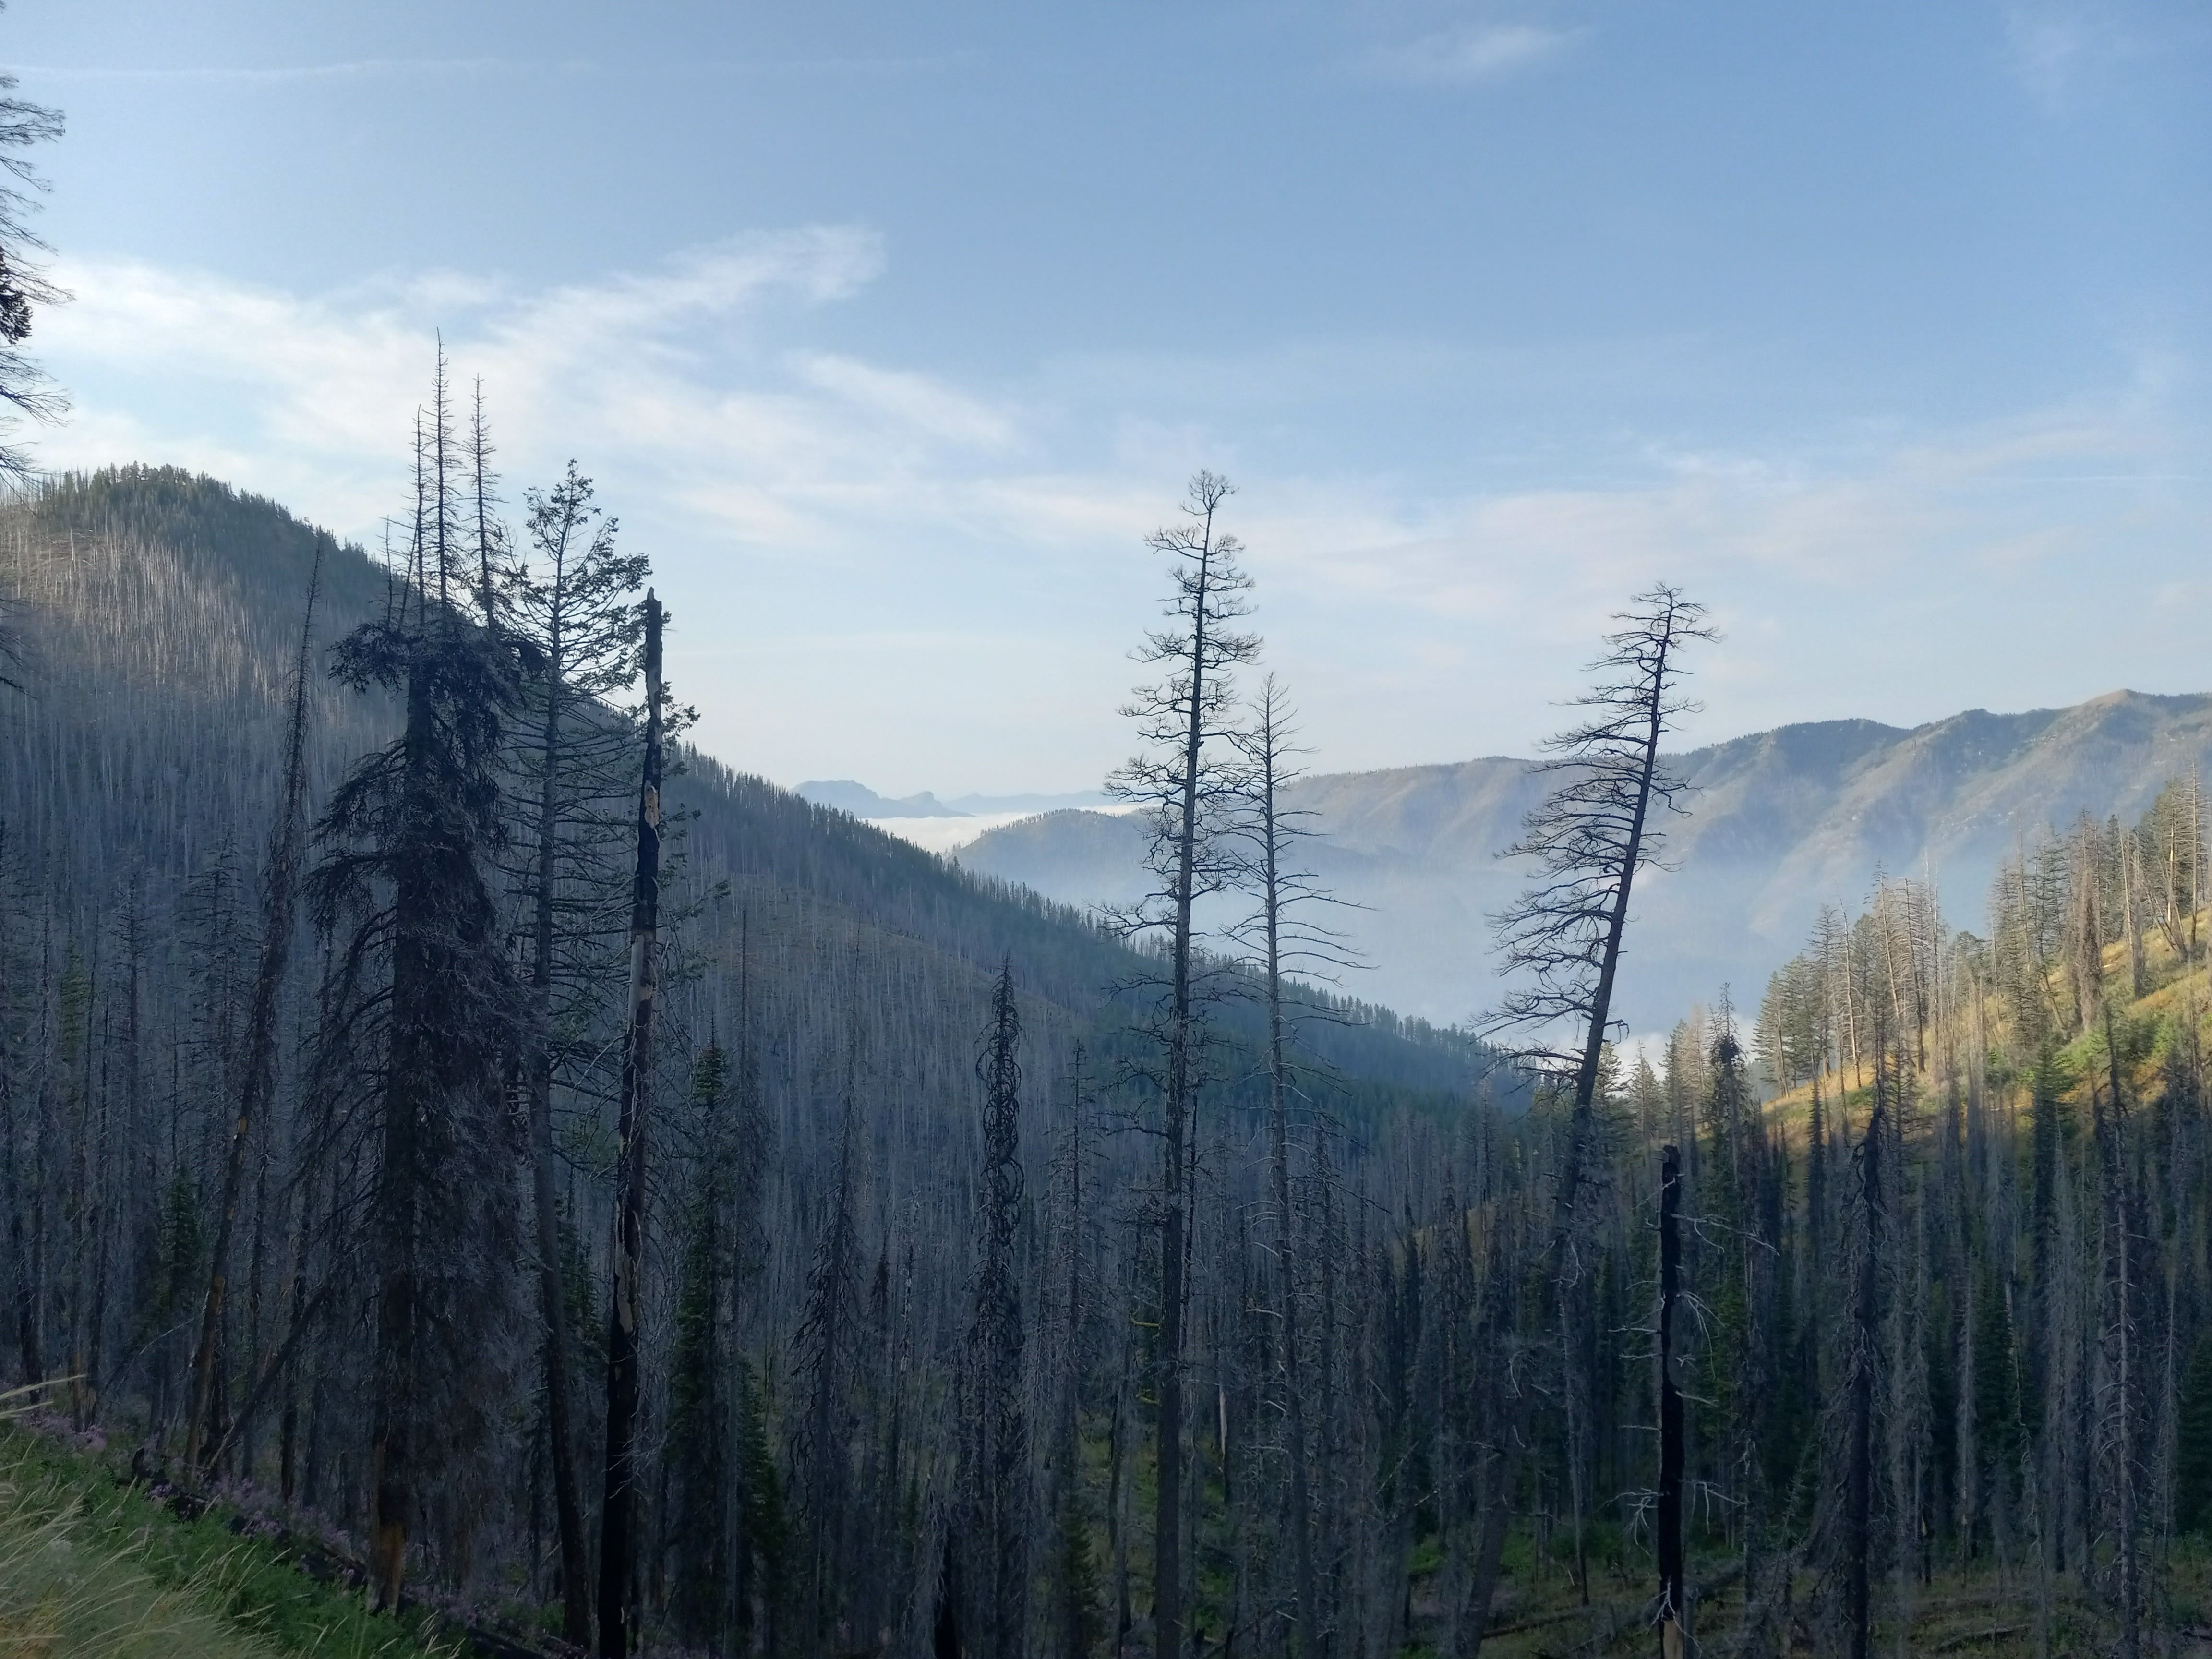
[0,467,395,899]
[0,465,1479,1149]
[0,463,1494,1641]
[957,695,2212,1032]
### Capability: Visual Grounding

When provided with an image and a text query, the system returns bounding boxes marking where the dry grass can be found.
[0,1455,284,1659]
[0,1416,457,1659]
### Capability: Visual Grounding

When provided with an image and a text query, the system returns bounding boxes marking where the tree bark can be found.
[1154,527,1219,1659]
[1249,693,1321,1657]
[596,590,662,1658]
[523,541,593,1647]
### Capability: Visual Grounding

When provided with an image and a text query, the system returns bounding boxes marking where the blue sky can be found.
[9,0,2208,792]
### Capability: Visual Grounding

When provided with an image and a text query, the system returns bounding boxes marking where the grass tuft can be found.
[0,1419,458,1659]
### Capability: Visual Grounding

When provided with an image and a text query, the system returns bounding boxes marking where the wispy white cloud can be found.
[36,228,892,532]
[1239,394,2188,616]
[21,236,2206,787]
[1368,23,1580,85]
[35,236,2189,600]
[1999,3,2165,110]
[794,355,1016,450]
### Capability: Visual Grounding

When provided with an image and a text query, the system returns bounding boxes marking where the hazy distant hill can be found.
[957,692,2212,1032]
[796,779,1115,818]
[796,778,968,817]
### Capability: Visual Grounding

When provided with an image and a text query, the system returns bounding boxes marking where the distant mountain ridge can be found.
[956,691,2212,1032]
[796,779,1114,818]
[797,779,969,817]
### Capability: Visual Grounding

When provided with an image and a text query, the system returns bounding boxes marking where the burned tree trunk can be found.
[1847,1052,1889,1659]
[1657,1142,1686,1659]
[1264,863,1320,1659]
[1494,586,1716,1220]
[1049,1047,1102,1659]
[526,621,589,1644]
[365,671,443,1608]
[1489,584,1714,1644]
[596,590,664,1659]
[1106,471,1259,1659]
[969,962,1028,1659]
[1231,674,1352,1656]
[2098,1010,2144,1659]
[510,466,644,1647]
[2122,830,2146,999]
[185,549,319,1471]
[798,1088,865,1647]
[300,359,529,1611]
[532,1058,591,1643]
[0,823,38,1382]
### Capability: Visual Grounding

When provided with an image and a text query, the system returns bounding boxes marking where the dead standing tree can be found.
[2095,1008,2149,1659]
[1488,584,1713,1637]
[1228,673,1359,1658]
[968,962,1029,1659]
[596,590,664,1659]
[0,65,61,687]
[0,64,65,487]
[1844,1021,1893,1659]
[1106,469,1260,1659]
[1046,1044,1105,1659]
[310,358,525,1611]
[1657,1142,1687,1659]
[183,547,320,1473]
[506,465,649,1647]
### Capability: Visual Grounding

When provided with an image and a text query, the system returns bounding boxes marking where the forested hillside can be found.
[11,457,2212,1659]
[0,463,1499,1655]
[958,694,2212,1033]
[0,0,2197,1652]
[1680,792,2212,1658]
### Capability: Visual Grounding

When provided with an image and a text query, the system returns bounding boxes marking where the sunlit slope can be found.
[1760,899,2212,1141]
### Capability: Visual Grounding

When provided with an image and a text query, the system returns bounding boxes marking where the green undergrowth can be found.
[1763,901,2212,1141]
[0,1418,459,1659]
